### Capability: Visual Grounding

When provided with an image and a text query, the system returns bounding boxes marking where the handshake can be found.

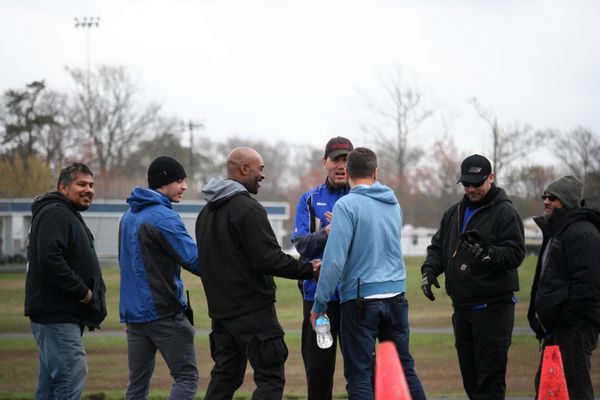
[311,259,322,280]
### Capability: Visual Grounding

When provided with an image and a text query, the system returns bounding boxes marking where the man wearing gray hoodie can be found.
[195,147,321,400]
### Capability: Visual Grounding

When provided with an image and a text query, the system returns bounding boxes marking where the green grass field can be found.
[1,256,598,399]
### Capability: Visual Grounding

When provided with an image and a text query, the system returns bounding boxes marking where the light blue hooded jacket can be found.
[312,182,407,312]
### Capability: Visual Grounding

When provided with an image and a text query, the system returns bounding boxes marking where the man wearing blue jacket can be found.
[291,136,353,400]
[119,156,200,400]
[311,147,426,400]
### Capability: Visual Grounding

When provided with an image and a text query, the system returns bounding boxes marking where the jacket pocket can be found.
[88,276,107,321]
[248,333,288,368]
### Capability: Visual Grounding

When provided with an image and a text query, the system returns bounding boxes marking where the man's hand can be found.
[324,211,333,236]
[311,259,321,280]
[421,270,440,301]
[310,310,324,330]
[460,230,494,262]
[79,289,93,304]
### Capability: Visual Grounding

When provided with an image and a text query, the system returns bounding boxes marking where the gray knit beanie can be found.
[544,175,583,209]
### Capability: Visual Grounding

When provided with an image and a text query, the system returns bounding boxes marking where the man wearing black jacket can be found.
[195,147,321,400]
[420,154,525,400]
[528,175,600,400]
[25,163,107,400]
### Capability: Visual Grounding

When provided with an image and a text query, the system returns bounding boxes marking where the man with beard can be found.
[528,176,600,400]
[291,136,353,400]
[25,163,107,400]
[420,154,525,399]
[195,147,321,400]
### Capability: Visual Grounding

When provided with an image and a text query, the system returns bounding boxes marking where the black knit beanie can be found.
[544,175,583,210]
[147,156,187,189]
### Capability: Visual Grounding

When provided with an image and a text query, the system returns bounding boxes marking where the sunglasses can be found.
[461,177,487,188]
[541,194,558,202]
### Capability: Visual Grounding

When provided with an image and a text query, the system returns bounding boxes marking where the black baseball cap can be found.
[324,136,354,159]
[457,154,492,184]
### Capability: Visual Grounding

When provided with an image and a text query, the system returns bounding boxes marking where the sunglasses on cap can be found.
[461,176,488,188]
[541,194,559,201]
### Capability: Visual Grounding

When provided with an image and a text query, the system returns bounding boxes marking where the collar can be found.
[325,177,350,194]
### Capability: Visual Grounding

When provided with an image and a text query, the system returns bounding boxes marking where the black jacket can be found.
[422,186,525,307]
[25,192,107,328]
[195,178,314,320]
[528,207,600,339]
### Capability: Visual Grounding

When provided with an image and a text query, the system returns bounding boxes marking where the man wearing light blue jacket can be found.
[119,156,200,400]
[311,147,426,400]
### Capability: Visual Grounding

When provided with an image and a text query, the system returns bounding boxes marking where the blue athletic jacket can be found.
[118,187,200,323]
[291,180,349,301]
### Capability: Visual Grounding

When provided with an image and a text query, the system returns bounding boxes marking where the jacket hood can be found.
[536,206,600,237]
[350,182,397,205]
[201,178,247,204]
[462,184,511,209]
[127,187,171,213]
[31,192,69,217]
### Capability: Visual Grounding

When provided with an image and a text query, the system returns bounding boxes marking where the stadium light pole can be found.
[74,17,100,90]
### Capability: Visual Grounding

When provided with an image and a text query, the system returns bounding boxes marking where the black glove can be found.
[421,270,440,301]
[460,230,494,262]
[542,332,554,347]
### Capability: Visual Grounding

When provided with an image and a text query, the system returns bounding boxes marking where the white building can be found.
[0,198,289,263]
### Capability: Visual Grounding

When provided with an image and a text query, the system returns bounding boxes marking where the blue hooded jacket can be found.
[118,187,199,323]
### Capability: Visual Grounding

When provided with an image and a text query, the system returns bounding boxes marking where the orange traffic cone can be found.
[537,345,569,400]
[375,341,412,400]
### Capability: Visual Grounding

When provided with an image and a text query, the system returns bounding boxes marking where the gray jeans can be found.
[125,313,199,400]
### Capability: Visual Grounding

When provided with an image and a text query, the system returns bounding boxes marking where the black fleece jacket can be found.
[196,190,314,320]
[528,207,600,339]
[422,186,525,307]
[24,192,107,328]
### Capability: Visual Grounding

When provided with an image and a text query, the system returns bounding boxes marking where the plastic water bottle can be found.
[315,314,333,349]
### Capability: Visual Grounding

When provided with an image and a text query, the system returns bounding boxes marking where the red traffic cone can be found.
[537,345,569,400]
[375,341,412,400]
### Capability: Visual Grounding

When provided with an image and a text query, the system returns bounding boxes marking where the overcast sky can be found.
[2,0,599,164]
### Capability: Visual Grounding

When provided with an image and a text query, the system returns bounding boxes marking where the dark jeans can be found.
[205,304,289,400]
[452,302,514,400]
[302,300,341,400]
[535,319,599,400]
[340,294,426,400]
[125,313,198,400]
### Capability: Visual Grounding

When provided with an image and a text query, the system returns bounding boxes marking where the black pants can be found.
[535,319,599,400]
[452,302,514,400]
[205,305,288,400]
[301,300,341,400]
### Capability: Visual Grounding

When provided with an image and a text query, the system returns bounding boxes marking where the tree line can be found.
[1,64,599,230]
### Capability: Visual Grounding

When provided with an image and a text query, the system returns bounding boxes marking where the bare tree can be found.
[66,65,161,173]
[414,136,466,198]
[513,164,557,198]
[470,97,546,184]
[358,72,433,180]
[37,90,75,171]
[553,126,600,187]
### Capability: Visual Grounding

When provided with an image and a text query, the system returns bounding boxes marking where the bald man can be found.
[196,147,321,400]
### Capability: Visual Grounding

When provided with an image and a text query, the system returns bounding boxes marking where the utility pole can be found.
[182,120,204,193]
[74,17,100,90]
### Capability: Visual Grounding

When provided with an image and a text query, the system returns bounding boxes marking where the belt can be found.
[455,303,488,311]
